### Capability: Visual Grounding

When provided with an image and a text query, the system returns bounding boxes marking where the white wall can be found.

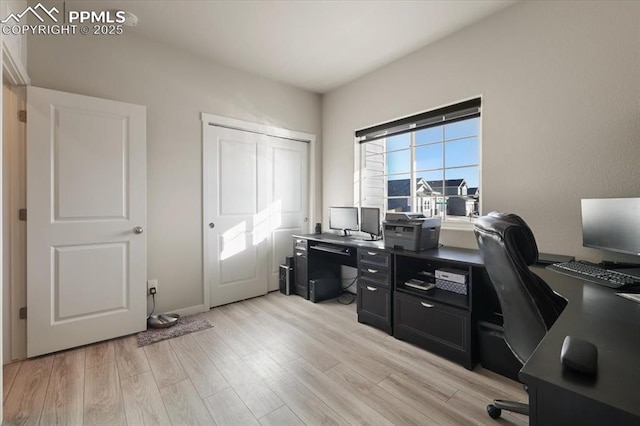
[0,22,4,421]
[27,31,322,314]
[323,1,640,262]
[1,0,28,79]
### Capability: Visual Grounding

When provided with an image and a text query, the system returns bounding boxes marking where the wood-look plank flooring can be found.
[2,292,528,425]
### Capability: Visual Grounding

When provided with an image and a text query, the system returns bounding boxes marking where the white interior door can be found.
[204,126,309,307]
[27,86,147,357]
[266,136,308,291]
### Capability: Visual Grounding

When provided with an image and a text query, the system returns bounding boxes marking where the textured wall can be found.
[323,1,640,262]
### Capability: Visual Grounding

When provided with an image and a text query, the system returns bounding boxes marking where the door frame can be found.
[2,83,27,363]
[2,29,30,424]
[200,113,316,308]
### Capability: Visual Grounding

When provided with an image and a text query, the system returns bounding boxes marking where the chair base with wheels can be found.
[487,399,529,419]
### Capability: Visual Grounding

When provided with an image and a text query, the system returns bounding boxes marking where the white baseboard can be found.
[165,304,209,317]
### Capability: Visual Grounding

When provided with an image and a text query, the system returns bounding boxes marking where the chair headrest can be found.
[475,211,539,265]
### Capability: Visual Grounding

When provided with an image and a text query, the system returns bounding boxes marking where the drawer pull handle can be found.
[366,286,377,291]
[367,269,378,274]
[420,302,434,308]
[296,252,304,256]
[367,251,378,256]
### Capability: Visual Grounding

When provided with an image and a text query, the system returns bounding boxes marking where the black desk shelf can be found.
[394,253,472,310]
[392,249,479,370]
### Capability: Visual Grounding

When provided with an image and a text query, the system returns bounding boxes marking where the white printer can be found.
[383,212,441,251]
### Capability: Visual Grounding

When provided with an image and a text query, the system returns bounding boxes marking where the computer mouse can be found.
[560,336,598,375]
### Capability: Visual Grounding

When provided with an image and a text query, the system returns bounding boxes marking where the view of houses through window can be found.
[360,116,480,223]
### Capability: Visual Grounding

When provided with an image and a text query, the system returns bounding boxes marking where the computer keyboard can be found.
[547,261,640,289]
[311,243,351,256]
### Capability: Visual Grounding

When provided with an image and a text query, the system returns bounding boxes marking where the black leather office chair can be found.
[473,212,567,419]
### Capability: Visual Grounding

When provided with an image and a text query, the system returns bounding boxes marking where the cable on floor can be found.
[337,276,358,305]
[147,293,156,319]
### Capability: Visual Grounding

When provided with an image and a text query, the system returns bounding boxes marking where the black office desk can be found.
[522,267,640,425]
[296,233,483,266]
[292,234,385,300]
[299,233,385,250]
[293,234,491,369]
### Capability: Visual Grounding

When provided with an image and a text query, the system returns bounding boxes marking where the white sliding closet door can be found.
[266,136,309,291]
[204,124,309,308]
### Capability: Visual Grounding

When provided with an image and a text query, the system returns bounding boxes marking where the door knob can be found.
[133,226,144,234]
[209,223,215,229]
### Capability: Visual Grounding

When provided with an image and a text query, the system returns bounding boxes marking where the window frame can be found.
[355,98,482,228]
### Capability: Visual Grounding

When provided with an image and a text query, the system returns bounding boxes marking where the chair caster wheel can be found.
[487,404,502,419]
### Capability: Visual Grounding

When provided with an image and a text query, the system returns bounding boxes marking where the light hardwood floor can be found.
[2,292,528,425]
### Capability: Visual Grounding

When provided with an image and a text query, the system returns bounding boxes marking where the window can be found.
[357,98,481,223]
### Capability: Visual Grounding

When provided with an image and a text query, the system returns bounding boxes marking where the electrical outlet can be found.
[148,279,158,295]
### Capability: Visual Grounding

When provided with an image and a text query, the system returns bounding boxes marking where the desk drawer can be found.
[394,291,472,368]
[359,268,391,287]
[357,282,392,334]
[294,238,307,251]
[358,249,391,269]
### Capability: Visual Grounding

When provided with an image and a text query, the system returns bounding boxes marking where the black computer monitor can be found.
[360,207,381,241]
[329,207,358,236]
[581,197,640,256]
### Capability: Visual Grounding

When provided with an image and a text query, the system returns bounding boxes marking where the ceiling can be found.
[75,0,516,94]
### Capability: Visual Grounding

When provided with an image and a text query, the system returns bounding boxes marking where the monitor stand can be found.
[354,234,381,242]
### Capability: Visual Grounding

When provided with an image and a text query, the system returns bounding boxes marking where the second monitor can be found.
[360,207,382,241]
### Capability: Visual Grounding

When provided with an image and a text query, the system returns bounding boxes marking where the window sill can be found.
[441,220,476,231]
